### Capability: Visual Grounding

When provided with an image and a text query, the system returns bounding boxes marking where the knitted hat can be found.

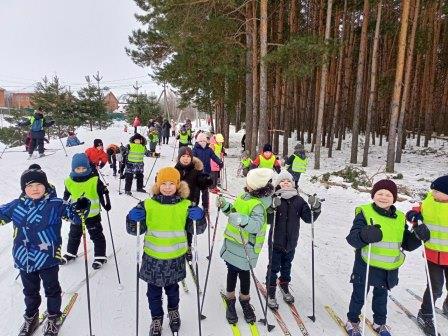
[21,168,50,192]
[263,144,272,153]
[275,170,294,186]
[28,163,42,170]
[371,179,398,203]
[178,146,193,161]
[246,168,273,190]
[156,167,181,188]
[215,133,224,143]
[70,153,92,178]
[294,143,304,151]
[93,139,103,148]
[431,175,448,195]
[196,133,207,143]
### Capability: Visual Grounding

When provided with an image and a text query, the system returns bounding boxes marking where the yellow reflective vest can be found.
[128,143,146,163]
[291,155,308,173]
[213,143,223,157]
[64,176,100,218]
[258,155,276,169]
[179,133,189,145]
[422,193,448,253]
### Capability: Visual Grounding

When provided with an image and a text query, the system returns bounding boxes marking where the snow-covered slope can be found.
[0,122,446,336]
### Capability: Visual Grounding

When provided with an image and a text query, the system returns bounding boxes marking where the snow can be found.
[0,122,447,336]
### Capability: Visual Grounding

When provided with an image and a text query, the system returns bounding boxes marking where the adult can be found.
[19,107,54,158]
[154,121,163,145]
[147,118,155,129]
[161,119,171,144]
[132,116,142,134]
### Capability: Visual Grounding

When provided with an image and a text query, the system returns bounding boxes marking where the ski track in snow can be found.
[0,121,447,335]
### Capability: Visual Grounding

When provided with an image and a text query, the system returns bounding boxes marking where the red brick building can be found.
[0,88,5,107]
[104,91,119,112]
[11,92,33,108]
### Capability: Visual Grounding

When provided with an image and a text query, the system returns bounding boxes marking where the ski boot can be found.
[373,324,392,336]
[125,190,132,196]
[224,296,238,324]
[18,312,39,336]
[345,321,361,336]
[267,286,279,309]
[136,188,146,193]
[168,307,181,332]
[60,253,77,265]
[417,310,436,336]
[443,297,448,316]
[43,314,62,336]
[149,316,163,336]
[279,281,295,304]
[239,297,256,323]
[92,257,107,270]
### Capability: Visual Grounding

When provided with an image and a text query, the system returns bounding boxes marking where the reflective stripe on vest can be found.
[64,176,100,218]
[213,143,223,157]
[241,158,251,168]
[291,155,308,173]
[179,133,189,144]
[143,198,191,260]
[357,203,406,270]
[258,155,275,169]
[422,193,448,252]
[128,143,145,163]
[223,195,267,254]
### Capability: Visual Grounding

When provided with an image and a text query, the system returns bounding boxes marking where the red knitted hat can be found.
[371,179,398,203]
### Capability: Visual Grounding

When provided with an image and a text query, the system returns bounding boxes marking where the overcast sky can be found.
[0,0,162,98]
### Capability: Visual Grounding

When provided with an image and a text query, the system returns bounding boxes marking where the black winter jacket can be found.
[174,157,211,205]
[346,203,421,290]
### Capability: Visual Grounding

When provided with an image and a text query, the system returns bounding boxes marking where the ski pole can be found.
[105,209,122,287]
[308,203,317,322]
[191,204,204,334]
[57,135,68,157]
[200,208,220,316]
[97,168,109,186]
[361,219,373,335]
[237,220,275,332]
[144,156,158,187]
[136,220,141,336]
[81,214,95,336]
[417,219,439,336]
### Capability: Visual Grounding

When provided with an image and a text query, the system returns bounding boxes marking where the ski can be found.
[389,294,441,336]
[324,305,348,335]
[255,280,292,336]
[248,322,260,336]
[285,302,310,336]
[181,279,189,293]
[187,261,201,293]
[220,292,242,336]
[406,289,448,321]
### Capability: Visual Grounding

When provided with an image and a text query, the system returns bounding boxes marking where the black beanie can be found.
[93,139,103,148]
[371,179,398,203]
[431,175,448,195]
[21,168,50,192]
[28,164,42,170]
[263,143,272,152]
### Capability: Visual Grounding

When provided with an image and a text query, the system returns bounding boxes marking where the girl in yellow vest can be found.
[210,133,226,191]
[285,143,308,188]
[126,167,206,336]
[406,175,448,335]
[252,144,281,173]
[123,133,151,195]
[240,150,252,177]
[345,179,427,336]
[62,153,111,269]
[217,168,274,325]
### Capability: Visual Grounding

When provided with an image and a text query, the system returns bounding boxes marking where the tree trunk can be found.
[385,0,411,172]
[244,2,253,153]
[258,0,269,147]
[250,0,259,156]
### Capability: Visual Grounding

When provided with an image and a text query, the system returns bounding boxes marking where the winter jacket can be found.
[220,185,274,271]
[126,181,206,286]
[269,188,320,253]
[161,121,171,137]
[346,203,421,290]
[85,146,108,168]
[63,172,109,212]
[18,112,54,139]
[192,142,223,174]
[252,153,281,173]
[210,140,226,172]
[0,193,83,273]
[66,136,82,147]
[174,157,211,204]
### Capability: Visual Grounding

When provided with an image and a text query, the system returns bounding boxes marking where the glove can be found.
[110,164,114,169]
[272,195,281,208]
[414,223,430,242]
[360,224,383,244]
[120,174,125,180]
[217,195,227,209]
[228,213,249,227]
[103,203,111,211]
[406,210,423,224]
[126,216,146,235]
[308,195,321,212]
[188,206,204,221]
[274,166,281,174]
[74,197,90,212]
[128,206,145,222]
[202,174,213,188]
[103,188,109,195]
[99,163,106,169]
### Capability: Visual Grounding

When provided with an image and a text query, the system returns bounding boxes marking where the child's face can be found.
[180,154,192,166]
[160,181,177,196]
[264,151,272,158]
[198,140,207,148]
[432,190,448,202]
[25,183,46,200]
[279,179,293,189]
[134,139,142,144]
[373,189,394,209]
[75,166,88,174]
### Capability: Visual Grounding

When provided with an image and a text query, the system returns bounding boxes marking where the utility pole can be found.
[133,81,142,121]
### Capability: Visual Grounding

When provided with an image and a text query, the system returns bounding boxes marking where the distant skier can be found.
[148,127,159,154]
[161,119,171,144]
[239,150,252,177]
[122,133,151,195]
[66,131,84,147]
[285,143,309,188]
[209,133,226,192]
[84,139,108,174]
[19,107,54,158]
[251,144,281,173]
[133,116,141,134]
[176,125,190,149]
[106,144,121,177]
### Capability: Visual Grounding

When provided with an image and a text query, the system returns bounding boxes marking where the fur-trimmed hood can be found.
[151,180,190,199]
[192,157,203,171]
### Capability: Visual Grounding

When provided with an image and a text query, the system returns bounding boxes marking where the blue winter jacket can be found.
[192,142,222,174]
[0,193,83,273]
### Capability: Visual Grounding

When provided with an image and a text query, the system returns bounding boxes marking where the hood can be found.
[151,180,190,199]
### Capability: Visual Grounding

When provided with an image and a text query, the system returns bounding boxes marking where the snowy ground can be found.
[0,122,447,336]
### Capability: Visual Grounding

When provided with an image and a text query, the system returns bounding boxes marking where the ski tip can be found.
[307,315,316,322]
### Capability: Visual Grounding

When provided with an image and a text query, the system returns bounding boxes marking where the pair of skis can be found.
[325,305,377,335]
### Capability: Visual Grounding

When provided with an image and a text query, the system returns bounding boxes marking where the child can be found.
[240,150,252,177]
[217,168,274,324]
[285,143,308,188]
[174,146,212,260]
[66,131,84,147]
[85,139,108,173]
[192,132,223,213]
[106,144,121,177]
[0,167,89,336]
[176,125,190,148]
[123,133,150,195]
[345,179,427,336]
[148,127,159,154]
[265,171,321,308]
[126,167,206,336]
[209,133,226,192]
[406,175,448,336]
[251,144,281,173]
[62,153,111,269]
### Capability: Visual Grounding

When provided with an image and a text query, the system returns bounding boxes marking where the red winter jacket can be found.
[85,147,108,167]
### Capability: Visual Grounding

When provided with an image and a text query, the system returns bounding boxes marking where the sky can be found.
[0,0,162,99]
